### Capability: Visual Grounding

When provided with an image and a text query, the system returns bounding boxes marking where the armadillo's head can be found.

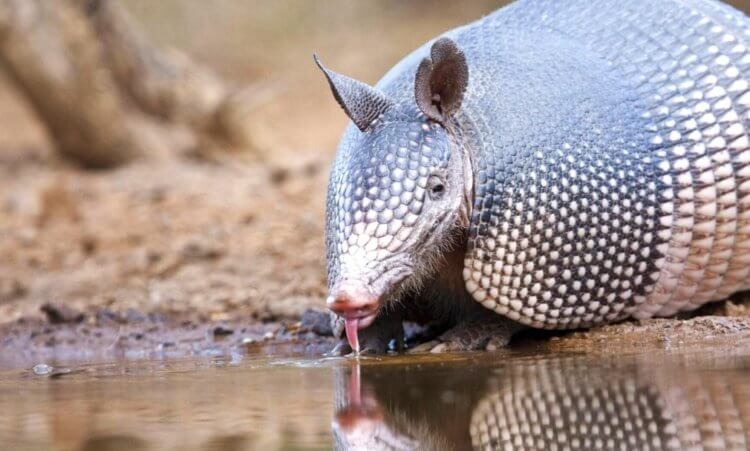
[317,38,471,350]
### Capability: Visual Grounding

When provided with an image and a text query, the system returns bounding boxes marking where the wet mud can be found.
[4,295,750,371]
[0,305,336,370]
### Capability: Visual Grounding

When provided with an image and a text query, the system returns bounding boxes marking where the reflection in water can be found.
[2,352,750,450]
[333,355,750,450]
[333,366,410,450]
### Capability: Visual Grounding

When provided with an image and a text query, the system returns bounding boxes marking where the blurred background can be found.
[0,0,501,324]
[0,0,748,325]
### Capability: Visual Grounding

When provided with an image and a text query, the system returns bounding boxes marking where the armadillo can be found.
[318,0,750,353]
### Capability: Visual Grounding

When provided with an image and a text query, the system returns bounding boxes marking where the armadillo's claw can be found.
[408,317,518,353]
[408,340,441,354]
[409,340,462,354]
[326,337,383,356]
[326,340,351,357]
[408,339,473,354]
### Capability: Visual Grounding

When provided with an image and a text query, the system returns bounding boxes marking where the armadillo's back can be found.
[440,0,750,328]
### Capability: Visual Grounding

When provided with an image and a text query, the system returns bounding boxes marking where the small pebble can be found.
[32,363,53,376]
[212,325,234,337]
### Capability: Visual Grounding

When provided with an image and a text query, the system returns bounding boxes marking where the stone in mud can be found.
[300,309,334,336]
[40,303,84,324]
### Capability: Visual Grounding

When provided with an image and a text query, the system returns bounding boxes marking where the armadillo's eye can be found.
[427,175,446,200]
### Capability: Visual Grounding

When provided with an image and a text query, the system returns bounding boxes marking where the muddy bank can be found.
[4,297,750,371]
[542,297,750,354]
[0,304,336,370]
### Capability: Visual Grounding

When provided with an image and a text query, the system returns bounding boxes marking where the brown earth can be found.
[3,0,750,370]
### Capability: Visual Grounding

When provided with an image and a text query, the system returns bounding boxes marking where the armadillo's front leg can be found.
[409,309,522,353]
[329,310,405,355]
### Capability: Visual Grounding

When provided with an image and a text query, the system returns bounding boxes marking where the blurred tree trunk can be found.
[0,0,256,168]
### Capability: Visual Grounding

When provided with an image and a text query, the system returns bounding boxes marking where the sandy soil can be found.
[1,144,329,321]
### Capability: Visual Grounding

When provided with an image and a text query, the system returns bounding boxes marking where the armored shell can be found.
[325,0,750,330]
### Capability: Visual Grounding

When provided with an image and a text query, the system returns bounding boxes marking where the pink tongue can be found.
[344,318,360,354]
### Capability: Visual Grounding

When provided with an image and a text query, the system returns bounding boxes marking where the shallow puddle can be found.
[2,348,750,450]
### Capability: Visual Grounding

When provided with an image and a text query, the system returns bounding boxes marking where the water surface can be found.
[2,348,750,450]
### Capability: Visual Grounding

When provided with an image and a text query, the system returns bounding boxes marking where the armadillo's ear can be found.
[415,37,469,123]
[314,54,393,132]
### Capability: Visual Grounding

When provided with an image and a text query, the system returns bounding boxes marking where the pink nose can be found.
[327,282,379,318]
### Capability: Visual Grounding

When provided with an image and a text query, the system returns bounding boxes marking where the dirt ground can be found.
[3,1,750,370]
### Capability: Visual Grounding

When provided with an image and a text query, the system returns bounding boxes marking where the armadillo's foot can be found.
[328,311,404,356]
[408,316,517,353]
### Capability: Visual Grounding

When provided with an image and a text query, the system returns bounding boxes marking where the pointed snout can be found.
[327,281,380,328]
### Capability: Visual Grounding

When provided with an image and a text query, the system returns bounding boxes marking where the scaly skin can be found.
[408,307,519,353]
[324,0,750,353]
